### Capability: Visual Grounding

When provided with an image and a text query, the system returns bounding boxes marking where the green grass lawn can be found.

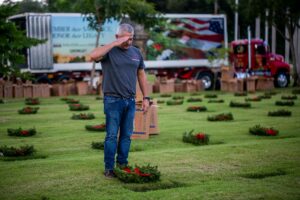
[0,88,300,200]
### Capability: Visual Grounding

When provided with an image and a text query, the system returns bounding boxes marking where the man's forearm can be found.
[137,70,148,97]
[90,42,115,61]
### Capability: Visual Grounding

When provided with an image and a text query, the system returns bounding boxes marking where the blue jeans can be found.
[103,96,136,171]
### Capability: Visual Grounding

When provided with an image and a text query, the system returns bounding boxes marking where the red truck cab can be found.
[230,39,290,87]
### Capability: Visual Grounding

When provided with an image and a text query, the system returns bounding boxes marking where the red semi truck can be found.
[230,39,290,87]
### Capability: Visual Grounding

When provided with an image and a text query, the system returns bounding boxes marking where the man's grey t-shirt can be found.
[101,46,145,98]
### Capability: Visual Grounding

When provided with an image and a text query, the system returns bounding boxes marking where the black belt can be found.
[104,92,134,99]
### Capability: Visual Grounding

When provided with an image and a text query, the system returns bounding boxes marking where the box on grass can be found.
[13,85,23,98]
[23,84,33,98]
[149,101,159,135]
[132,103,151,140]
[256,77,274,91]
[3,82,13,99]
[246,77,257,92]
[76,81,89,95]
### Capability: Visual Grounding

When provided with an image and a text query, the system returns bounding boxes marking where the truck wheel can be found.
[197,72,214,90]
[275,72,289,88]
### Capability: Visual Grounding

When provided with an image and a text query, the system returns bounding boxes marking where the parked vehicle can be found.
[10,13,289,89]
[230,39,290,87]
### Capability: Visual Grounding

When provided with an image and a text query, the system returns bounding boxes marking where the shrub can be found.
[204,94,218,98]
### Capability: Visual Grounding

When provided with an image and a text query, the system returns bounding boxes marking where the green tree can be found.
[243,0,300,86]
[0,1,42,81]
[15,0,46,14]
[73,0,160,88]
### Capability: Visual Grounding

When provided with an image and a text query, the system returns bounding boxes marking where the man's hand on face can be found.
[114,36,130,46]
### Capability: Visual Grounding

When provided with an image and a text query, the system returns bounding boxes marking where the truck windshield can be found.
[255,44,266,55]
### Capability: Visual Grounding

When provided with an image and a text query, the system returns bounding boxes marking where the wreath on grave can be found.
[166,100,184,105]
[275,101,294,106]
[172,96,184,100]
[258,94,272,99]
[114,164,160,183]
[186,106,207,112]
[182,130,209,145]
[268,109,291,117]
[18,107,39,114]
[190,92,201,96]
[187,97,202,102]
[281,95,297,100]
[85,124,106,131]
[160,94,172,98]
[66,99,80,104]
[61,97,70,101]
[208,99,224,103]
[0,145,35,157]
[0,99,4,104]
[69,104,89,111]
[157,100,165,104]
[25,98,40,105]
[7,128,36,137]
[292,89,300,94]
[71,113,95,120]
[264,91,277,96]
[245,96,261,102]
[91,141,104,150]
[207,113,233,121]
[249,125,279,136]
[229,101,251,108]
[95,96,103,100]
[234,92,247,97]
[204,94,218,98]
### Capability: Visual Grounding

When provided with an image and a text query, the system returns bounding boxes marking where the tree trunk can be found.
[289,28,299,86]
[89,28,101,91]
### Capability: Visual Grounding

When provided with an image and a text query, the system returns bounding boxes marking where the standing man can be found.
[90,23,150,178]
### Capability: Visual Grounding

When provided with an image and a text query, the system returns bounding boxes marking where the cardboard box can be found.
[0,84,3,99]
[76,81,89,95]
[237,79,244,92]
[65,82,77,95]
[51,84,67,96]
[32,84,43,98]
[246,77,257,92]
[228,79,238,93]
[256,77,274,91]
[159,80,175,94]
[195,80,204,91]
[41,84,51,98]
[4,82,13,99]
[23,84,33,98]
[221,79,229,92]
[221,66,235,80]
[149,102,159,135]
[13,85,23,98]
[182,80,197,93]
[132,103,151,139]
[175,82,184,92]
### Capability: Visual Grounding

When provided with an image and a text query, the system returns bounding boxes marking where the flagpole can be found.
[234,0,239,41]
